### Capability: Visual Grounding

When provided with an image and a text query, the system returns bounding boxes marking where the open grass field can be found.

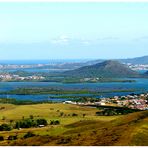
[0,103,148,146]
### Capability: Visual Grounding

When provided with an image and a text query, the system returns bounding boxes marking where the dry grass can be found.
[0,103,148,146]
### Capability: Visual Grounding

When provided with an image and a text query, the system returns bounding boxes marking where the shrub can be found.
[0,124,12,131]
[10,120,14,124]
[24,132,35,139]
[59,112,64,117]
[36,119,48,126]
[29,115,34,119]
[82,114,86,118]
[2,116,6,120]
[8,135,17,140]
[72,113,78,117]
[0,136,4,141]
[50,120,60,125]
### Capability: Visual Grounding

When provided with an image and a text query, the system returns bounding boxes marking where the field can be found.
[0,103,148,146]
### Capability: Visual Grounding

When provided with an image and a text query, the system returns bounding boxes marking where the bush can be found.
[36,119,48,126]
[0,124,12,131]
[29,115,34,119]
[59,112,64,117]
[24,132,35,139]
[72,113,78,117]
[2,116,6,120]
[0,136,4,141]
[82,114,86,118]
[8,135,17,140]
[50,120,60,125]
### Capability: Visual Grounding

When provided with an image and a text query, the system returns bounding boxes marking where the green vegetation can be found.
[96,107,140,116]
[50,120,60,125]
[2,88,94,95]
[0,87,137,96]
[0,124,12,131]
[0,98,54,105]
[0,103,147,146]
[63,60,140,78]
[15,118,48,129]
[62,77,136,83]
[24,132,36,139]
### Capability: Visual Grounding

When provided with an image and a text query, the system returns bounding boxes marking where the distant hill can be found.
[119,55,148,65]
[84,55,148,65]
[144,71,148,76]
[63,60,139,78]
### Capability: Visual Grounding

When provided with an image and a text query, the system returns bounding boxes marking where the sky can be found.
[0,2,148,60]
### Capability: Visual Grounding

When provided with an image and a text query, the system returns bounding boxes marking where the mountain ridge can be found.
[63,60,139,78]
[120,55,148,64]
[84,55,148,66]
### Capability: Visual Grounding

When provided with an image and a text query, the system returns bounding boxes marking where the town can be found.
[127,63,148,71]
[0,73,45,81]
[64,93,148,110]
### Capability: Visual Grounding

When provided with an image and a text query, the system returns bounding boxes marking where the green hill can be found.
[63,60,139,78]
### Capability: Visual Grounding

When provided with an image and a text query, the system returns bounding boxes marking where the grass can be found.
[0,103,148,146]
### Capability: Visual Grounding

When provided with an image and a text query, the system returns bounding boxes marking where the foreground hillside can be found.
[0,103,148,146]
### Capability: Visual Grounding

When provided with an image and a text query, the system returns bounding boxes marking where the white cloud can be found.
[81,40,91,45]
[50,36,119,46]
[133,36,148,42]
[82,41,90,45]
[50,35,70,44]
[98,36,119,40]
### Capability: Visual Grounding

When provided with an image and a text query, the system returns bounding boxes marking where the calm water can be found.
[0,78,148,102]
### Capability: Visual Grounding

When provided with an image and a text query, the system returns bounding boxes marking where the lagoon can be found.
[0,78,147,102]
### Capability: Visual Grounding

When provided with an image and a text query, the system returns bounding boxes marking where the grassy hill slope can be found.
[0,103,147,146]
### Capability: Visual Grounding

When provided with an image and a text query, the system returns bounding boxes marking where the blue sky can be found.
[0,2,148,60]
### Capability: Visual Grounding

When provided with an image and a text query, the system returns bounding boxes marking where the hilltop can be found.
[63,60,139,78]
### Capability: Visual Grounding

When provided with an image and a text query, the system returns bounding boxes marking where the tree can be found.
[36,119,48,126]
[15,121,21,129]
[14,118,47,129]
